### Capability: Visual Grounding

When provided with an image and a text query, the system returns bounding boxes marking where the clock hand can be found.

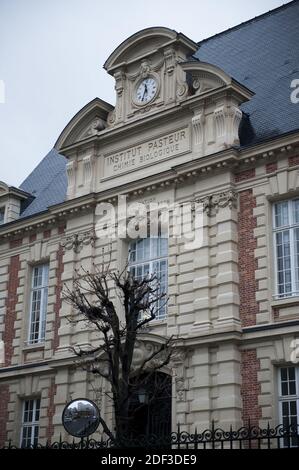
[142,84,148,101]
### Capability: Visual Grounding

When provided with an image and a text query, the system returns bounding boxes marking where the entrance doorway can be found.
[128,371,172,438]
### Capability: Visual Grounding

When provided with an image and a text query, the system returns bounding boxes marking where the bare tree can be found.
[63,259,174,442]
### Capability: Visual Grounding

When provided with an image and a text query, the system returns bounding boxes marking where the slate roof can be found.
[195,0,299,146]
[19,149,67,218]
[17,1,299,220]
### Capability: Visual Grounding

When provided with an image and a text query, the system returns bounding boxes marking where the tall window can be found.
[20,398,40,447]
[28,264,49,344]
[278,366,299,447]
[128,237,168,320]
[273,199,299,298]
[0,207,5,225]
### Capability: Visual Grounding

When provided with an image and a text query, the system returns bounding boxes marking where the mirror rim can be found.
[62,398,100,438]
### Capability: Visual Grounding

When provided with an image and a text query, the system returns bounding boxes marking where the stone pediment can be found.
[0,182,9,195]
[180,61,234,96]
[104,27,197,74]
[55,98,114,152]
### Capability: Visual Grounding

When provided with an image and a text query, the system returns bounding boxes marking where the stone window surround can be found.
[277,365,299,446]
[272,198,299,300]
[0,205,6,224]
[254,168,299,323]
[118,234,169,327]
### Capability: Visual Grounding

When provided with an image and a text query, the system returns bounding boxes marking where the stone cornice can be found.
[1,131,298,242]
[59,82,248,156]
[236,130,299,169]
[1,321,298,380]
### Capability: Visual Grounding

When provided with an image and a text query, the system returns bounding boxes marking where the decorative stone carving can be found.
[171,349,188,401]
[66,161,75,188]
[195,190,238,215]
[230,107,242,144]
[131,339,170,370]
[214,106,226,138]
[189,71,224,95]
[114,70,126,96]
[164,47,176,75]
[83,154,93,184]
[213,105,242,146]
[62,230,96,253]
[192,113,204,145]
[79,118,106,140]
[140,59,151,78]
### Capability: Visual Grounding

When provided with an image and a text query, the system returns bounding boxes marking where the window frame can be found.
[27,263,49,345]
[278,366,299,447]
[0,205,6,225]
[128,237,168,321]
[273,198,299,299]
[20,398,41,448]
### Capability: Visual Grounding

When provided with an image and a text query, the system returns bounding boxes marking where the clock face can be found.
[135,77,158,104]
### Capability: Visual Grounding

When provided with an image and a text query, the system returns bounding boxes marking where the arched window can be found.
[128,237,168,320]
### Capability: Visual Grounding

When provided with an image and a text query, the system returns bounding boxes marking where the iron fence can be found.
[1,423,299,449]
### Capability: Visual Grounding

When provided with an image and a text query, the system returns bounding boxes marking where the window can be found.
[278,366,299,447]
[20,398,40,447]
[28,264,49,344]
[0,206,5,225]
[128,237,168,320]
[273,199,299,298]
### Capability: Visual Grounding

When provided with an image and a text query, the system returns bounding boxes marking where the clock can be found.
[135,77,158,104]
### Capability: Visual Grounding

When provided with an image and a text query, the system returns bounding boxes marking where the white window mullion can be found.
[28,264,49,345]
[290,227,296,296]
[128,237,168,321]
[273,199,299,299]
[20,398,40,447]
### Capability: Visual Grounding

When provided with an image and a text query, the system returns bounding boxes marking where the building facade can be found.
[1,1,299,446]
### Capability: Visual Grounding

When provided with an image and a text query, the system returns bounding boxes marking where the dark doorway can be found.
[128,371,172,439]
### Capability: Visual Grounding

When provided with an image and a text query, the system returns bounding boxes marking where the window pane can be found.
[0,207,5,225]
[276,230,292,296]
[289,381,296,395]
[294,228,299,293]
[292,200,299,224]
[290,401,297,415]
[289,367,296,381]
[29,265,49,343]
[275,201,289,228]
[282,401,289,415]
[282,382,288,396]
[21,399,40,447]
[281,368,288,381]
[128,237,168,321]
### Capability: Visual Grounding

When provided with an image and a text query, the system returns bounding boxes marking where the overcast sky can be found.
[0,0,288,187]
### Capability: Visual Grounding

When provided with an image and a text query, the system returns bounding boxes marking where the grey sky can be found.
[0,0,287,187]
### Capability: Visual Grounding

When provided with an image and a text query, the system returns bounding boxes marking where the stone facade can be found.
[0,25,299,446]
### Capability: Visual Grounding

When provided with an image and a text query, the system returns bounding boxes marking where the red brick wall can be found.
[288,155,299,167]
[235,168,255,183]
[43,230,51,239]
[0,385,9,446]
[241,350,262,426]
[29,234,37,243]
[46,378,57,442]
[265,162,278,174]
[4,255,21,366]
[52,246,64,351]
[238,190,259,327]
[9,239,22,249]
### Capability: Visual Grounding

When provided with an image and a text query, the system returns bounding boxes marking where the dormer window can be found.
[0,181,32,223]
[0,206,5,225]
